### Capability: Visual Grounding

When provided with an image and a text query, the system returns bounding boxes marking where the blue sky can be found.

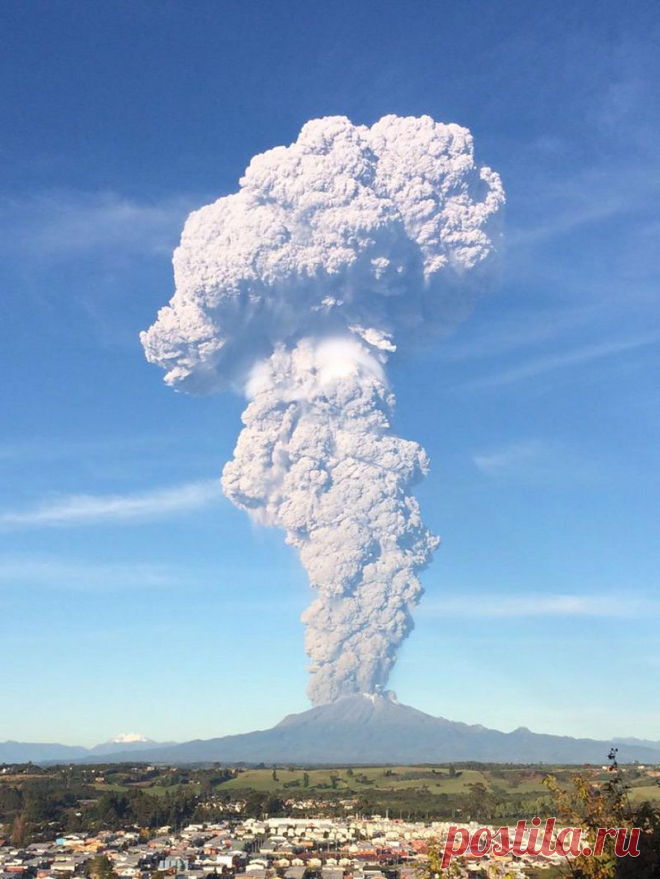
[1,0,659,746]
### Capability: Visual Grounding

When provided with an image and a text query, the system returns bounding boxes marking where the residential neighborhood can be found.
[0,813,573,879]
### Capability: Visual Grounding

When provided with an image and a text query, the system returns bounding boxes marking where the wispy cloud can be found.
[439,304,603,363]
[0,557,179,590]
[0,434,170,463]
[0,480,220,528]
[462,334,659,390]
[473,439,551,477]
[422,593,659,619]
[507,178,638,250]
[0,190,197,259]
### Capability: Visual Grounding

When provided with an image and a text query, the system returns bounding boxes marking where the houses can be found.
[0,815,572,879]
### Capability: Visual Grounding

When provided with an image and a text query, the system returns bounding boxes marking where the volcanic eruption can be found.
[141,114,504,705]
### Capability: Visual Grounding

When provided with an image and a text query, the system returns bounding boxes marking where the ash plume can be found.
[141,115,504,705]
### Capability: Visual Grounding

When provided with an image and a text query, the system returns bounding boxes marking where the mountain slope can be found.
[76,694,660,765]
[88,737,177,755]
[613,737,660,753]
[0,737,174,764]
[0,741,89,763]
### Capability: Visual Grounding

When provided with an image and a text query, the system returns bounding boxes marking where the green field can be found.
[219,766,499,794]
[83,764,660,805]
[3,762,659,839]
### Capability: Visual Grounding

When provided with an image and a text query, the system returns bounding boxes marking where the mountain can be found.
[614,737,660,753]
[74,694,660,765]
[88,735,177,755]
[0,741,89,763]
[6,697,659,766]
[0,735,175,765]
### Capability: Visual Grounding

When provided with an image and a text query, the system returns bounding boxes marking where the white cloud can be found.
[422,593,658,619]
[463,334,659,390]
[508,181,634,249]
[0,479,219,528]
[0,557,178,590]
[473,439,550,477]
[0,434,169,463]
[439,303,603,363]
[0,190,196,258]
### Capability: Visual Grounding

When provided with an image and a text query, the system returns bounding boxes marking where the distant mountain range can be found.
[613,736,660,752]
[0,735,175,764]
[3,695,659,766]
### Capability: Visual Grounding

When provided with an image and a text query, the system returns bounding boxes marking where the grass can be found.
[217,766,544,795]
[628,784,660,803]
[88,765,660,806]
[92,781,200,797]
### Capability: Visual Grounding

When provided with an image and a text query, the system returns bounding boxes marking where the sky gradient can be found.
[1,0,659,746]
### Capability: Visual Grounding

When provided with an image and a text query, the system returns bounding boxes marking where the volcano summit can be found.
[73,694,660,766]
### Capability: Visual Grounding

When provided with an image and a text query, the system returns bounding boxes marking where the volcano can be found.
[74,694,660,765]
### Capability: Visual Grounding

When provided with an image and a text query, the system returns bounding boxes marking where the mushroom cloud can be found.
[141,115,505,705]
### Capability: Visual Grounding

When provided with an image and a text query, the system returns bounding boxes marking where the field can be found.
[80,762,660,822]
[217,765,542,794]
[2,761,659,839]
[212,764,660,798]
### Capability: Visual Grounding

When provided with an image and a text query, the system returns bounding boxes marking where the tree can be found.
[86,856,118,879]
[418,838,463,878]
[465,782,496,823]
[544,755,660,878]
[10,813,28,846]
[264,794,284,817]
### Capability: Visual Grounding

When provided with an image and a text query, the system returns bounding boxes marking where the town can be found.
[3,761,660,879]
[1,809,576,879]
